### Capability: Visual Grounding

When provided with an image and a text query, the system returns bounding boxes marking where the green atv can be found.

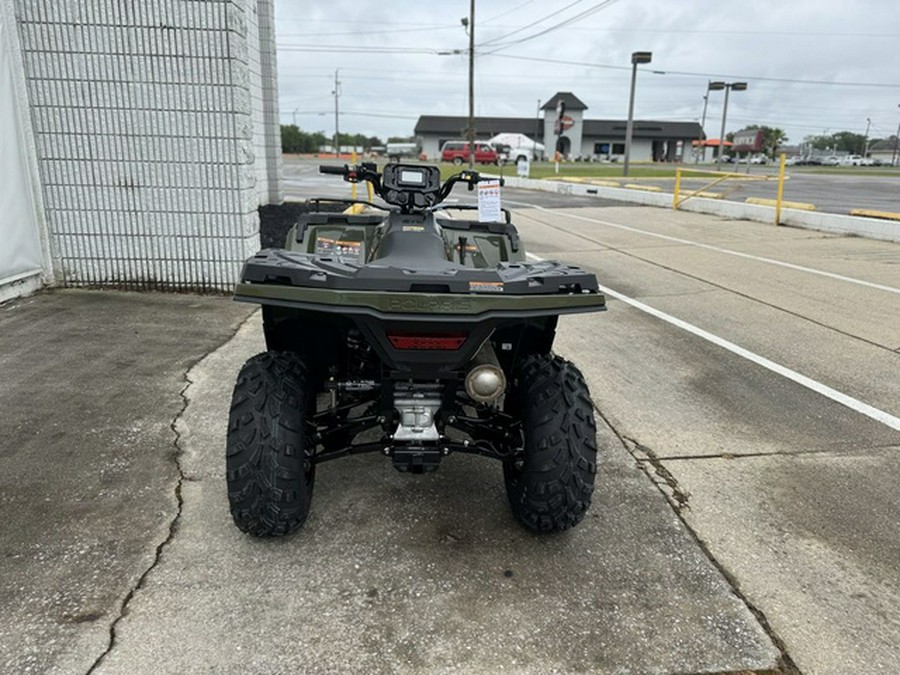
[227,163,605,536]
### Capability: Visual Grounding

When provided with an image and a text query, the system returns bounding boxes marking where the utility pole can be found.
[466,0,475,169]
[893,104,900,167]
[698,82,711,164]
[333,69,340,158]
[863,118,871,157]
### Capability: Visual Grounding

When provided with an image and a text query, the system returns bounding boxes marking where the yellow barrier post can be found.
[775,152,786,225]
[673,167,682,209]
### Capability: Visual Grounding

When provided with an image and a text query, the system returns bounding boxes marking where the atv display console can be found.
[226,163,606,537]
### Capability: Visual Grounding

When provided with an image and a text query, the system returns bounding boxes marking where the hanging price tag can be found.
[477,179,502,222]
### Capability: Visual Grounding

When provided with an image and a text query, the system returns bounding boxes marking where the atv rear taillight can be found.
[387,332,467,350]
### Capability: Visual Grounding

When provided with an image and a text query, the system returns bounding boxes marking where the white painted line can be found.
[512,202,900,295]
[527,252,900,432]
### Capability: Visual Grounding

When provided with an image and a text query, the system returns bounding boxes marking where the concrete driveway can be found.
[0,289,779,674]
[3,199,898,673]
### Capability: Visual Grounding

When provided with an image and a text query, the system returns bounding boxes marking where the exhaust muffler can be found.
[465,342,506,404]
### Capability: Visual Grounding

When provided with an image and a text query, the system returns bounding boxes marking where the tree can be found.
[280,125,330,153]
[281,124,305,154]
[739,124,788,157]
[763,127,788,157]
[802,131,866,154]
[832,131,867,154]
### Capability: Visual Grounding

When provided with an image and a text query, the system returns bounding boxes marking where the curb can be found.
[496,175,900,243]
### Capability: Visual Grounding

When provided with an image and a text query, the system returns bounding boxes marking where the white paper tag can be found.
[477,179,502,222]
[516,158,530,177]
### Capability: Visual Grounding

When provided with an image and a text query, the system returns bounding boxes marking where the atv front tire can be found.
[226,351,315,536]
[503,354,598,532]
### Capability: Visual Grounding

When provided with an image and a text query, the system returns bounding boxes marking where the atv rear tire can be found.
[503,354,597,532]
[226,351,315,537]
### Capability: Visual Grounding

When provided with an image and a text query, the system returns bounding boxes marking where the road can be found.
[286,157,900,215]
[679,169,900,215]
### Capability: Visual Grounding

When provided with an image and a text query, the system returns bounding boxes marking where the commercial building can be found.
[0,0,282,302]
[415,92,703,163]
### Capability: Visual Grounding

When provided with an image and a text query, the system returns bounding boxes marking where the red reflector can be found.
[387,333,467,350]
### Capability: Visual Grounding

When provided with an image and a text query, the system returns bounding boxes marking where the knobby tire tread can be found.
[505,354,598,533]
[226,351,313,537]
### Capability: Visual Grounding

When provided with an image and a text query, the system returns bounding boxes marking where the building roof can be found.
[541,92,588,112]
[414,116,542,138]
[868,138,898,152]
[582,120,704,140]
[414,115,703,141]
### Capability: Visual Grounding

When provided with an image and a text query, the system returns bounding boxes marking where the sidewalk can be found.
[0,289,253,673]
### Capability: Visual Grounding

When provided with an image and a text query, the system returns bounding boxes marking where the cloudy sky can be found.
[274,0,900,147]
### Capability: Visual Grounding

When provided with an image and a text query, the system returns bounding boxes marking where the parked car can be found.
[841,155,863,166]
[440,141,500,166]
[749,154,769,164]
[823,156,841,166]
[386,142,421,163]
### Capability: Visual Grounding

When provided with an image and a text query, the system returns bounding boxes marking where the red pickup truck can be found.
[440,141,500,165]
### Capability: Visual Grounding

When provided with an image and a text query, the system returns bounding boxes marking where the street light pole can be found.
[623,51,652,177]
[715,82,746,172]
[699,80,724,163]
[332,69,340,157]
[466,0,475,169]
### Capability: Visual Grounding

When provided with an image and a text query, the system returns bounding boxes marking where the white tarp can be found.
[0,7,44,286]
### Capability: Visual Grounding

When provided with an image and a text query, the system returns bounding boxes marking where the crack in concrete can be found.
[643,445,900,462]
[626,437,691,511]
[592,404,803,675]
[84,310,256,673]
[85,372,192,674]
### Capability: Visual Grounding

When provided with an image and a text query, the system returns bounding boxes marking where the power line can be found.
[480,0,540,25]
[480,0,624,54]
[276,45,449,55]
[277,25,459,39]
[486,53,900,88]
[282,110,420,120]
[477,0,589,47]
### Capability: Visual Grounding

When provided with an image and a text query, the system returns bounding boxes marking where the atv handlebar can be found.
[317,162,503,213]
[319,165,348,175]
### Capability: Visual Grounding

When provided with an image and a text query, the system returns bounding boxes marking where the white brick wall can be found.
[13,0,282,291]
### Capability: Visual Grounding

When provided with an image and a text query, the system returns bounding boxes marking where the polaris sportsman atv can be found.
[227,163,606,536]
